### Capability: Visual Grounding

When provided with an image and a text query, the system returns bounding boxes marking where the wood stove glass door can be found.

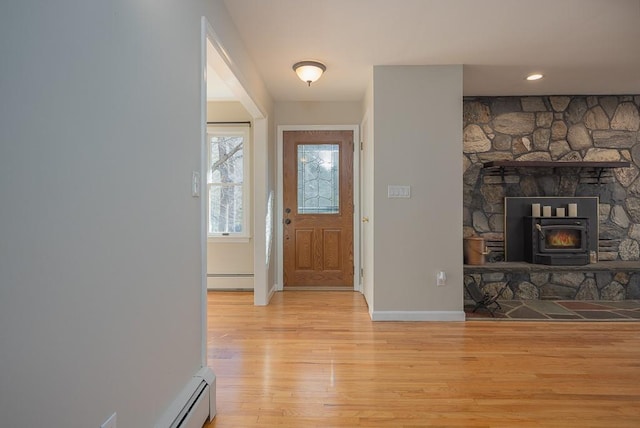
[540,226,585,252]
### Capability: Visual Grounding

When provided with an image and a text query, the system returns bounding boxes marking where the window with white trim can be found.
[207,126,250,238]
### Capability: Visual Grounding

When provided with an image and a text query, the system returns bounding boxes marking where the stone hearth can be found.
[463,95,640,300]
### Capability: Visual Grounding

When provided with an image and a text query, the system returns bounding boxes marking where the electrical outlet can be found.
[101,412,117,428]
[436,271,446,286]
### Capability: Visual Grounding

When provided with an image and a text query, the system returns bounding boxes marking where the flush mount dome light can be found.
[526,73,544,81]
[293,60,326,86]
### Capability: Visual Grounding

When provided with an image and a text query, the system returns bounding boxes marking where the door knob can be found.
[284,218,291,225]
[362,217,369,223]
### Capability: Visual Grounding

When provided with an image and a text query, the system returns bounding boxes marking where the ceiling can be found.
[221,0,640,102]
[206,64,236,100]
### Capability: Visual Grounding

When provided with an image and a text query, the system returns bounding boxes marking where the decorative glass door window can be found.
[297,144,339,214]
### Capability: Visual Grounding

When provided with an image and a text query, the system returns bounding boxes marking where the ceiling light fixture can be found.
[293,60,326,86]
[526,73,544,81]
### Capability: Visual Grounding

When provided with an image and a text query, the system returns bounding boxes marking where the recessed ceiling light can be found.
[526,73,544,81]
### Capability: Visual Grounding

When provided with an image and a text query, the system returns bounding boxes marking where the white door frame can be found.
[276,125,361,292]
[359,108,374,310]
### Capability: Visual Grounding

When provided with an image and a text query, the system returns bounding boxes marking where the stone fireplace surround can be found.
[463,95,640,300]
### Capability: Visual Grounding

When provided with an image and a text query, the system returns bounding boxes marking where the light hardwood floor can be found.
[204,291,640,427]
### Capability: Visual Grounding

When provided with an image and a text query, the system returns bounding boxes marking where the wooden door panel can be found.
[295,229,314,270]
[283,130,354,287]
[323,229,341,270]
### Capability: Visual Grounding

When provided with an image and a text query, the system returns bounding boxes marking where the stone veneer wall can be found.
[463,95,640,300]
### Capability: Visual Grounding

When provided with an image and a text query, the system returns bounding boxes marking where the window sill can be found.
[207,236,251,243]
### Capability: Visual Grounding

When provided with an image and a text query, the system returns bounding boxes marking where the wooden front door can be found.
[283,130,354,288]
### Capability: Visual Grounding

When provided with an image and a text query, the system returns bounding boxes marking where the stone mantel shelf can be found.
[464,261,640,273]
[482,160,630,169]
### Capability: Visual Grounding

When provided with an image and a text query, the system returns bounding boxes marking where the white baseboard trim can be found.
[207,276,254,290]
[370,310,466,321]
[267,284,277,301]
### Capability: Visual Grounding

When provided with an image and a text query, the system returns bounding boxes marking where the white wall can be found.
[371,65,464,320]
[0,1,273,426]
[207,100,252,122]
[275,101,363,125]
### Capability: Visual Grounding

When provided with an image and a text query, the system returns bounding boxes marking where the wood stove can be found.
[504,197,599,265]
[524,217,590,265]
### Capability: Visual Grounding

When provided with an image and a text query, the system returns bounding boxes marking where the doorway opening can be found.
[202,18,271,311]
[277,126,360,291]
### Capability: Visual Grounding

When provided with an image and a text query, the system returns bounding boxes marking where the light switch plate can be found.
[387,185,411,198]
[192,171,201,197]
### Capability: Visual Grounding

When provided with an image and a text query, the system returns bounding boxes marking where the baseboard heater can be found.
[207,273,253,279]
[207,273,254,290]
[155,367,216,428]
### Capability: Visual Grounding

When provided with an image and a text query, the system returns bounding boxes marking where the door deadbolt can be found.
[284,218,291,225]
